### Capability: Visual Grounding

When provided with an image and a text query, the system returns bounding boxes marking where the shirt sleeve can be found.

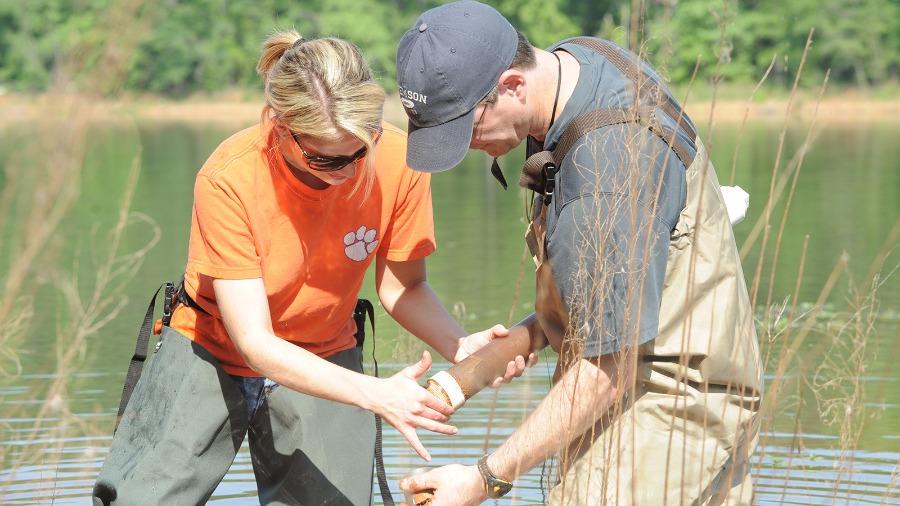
[186,173,263,279]
[549,193,670,357]
[378,165,436,262]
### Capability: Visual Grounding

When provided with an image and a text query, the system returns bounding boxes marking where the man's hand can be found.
[455,324,538,387]
[399,464,487,506]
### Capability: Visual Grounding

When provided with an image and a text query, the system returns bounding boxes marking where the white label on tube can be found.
[431,370,467,409]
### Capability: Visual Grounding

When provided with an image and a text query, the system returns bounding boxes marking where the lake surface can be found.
[0,112,898,505]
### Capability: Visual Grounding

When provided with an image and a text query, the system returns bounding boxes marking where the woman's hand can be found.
[369,351,457,461]
[454,325,537,387]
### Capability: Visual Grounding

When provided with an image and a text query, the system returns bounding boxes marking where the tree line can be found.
[0,0,896,97]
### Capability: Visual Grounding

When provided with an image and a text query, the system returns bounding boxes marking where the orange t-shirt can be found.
[168,121,436,376]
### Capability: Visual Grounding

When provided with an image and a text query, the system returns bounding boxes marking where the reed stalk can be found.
[0,0,158,499]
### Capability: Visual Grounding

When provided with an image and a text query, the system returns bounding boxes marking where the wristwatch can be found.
[477,454,513,499]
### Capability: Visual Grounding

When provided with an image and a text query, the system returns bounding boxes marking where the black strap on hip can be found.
[353,298,394,506]
[177,281,210,316]
[352,298,375,349]
[114,281,175,433]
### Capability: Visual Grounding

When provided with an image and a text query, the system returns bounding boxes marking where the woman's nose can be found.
[341,160,359,178]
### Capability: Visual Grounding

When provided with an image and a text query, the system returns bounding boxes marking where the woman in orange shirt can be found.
[93,31,527,505]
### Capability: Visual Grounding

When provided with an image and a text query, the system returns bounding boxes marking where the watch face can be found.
[488,480,513,498]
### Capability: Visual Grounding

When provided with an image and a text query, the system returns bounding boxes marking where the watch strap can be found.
[477,454,513,499]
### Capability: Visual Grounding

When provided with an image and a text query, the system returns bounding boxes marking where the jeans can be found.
[230,375,279,421]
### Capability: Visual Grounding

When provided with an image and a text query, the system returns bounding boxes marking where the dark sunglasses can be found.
[291,128,382,172]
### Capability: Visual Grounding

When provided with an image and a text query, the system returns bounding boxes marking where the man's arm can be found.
[488,351,635,478]
[400,350,636,505]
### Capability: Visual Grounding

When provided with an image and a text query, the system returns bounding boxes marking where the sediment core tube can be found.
[424,315,546,409]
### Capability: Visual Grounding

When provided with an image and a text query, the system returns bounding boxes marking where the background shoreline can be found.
[2,92,898,127]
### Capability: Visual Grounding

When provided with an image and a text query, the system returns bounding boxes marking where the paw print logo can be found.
[343,226,378,262]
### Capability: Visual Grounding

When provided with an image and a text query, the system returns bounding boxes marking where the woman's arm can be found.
[213,276,456,461]
[375,256,468,361]
[375,257,533,376]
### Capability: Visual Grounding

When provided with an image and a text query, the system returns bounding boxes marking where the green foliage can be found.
[313,0,420,88]
[0,0,896,96]
[808,0,900,86]
[560,0,618,38]
[647,0,900,90]
[494,0,581,48]
[0,0,102,91]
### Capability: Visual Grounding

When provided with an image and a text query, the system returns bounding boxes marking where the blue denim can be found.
[229,375,279,421]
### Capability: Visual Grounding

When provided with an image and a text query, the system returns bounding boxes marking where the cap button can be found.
[418,23,428,32]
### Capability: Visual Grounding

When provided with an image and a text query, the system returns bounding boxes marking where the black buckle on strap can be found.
[543,162,558,206]
[161,281,175,327]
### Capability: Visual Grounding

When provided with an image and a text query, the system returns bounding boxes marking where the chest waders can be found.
[519,39,761,505]
[113,280,397,505]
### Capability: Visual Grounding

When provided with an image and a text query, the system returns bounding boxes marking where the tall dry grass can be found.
[725,28,898,504]
[0,1,896,504]
[0,0,159,498]
[487,14,900,506]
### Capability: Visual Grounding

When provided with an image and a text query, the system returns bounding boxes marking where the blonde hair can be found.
[257,30,386,198]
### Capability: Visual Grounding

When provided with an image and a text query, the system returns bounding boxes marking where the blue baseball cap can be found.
[396,1,517,172]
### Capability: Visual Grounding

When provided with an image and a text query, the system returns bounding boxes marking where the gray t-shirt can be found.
[539,39,691,357]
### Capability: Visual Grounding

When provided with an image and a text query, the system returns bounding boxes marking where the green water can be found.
[1,115,898,504]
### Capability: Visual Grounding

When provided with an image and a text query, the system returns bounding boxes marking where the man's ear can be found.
[497,69,527,101]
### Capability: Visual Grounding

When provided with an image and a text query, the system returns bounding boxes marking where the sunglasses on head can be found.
[291,128,382,172]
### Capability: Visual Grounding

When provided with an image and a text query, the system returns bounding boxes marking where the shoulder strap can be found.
[114,281,175,433]
[566,37,697,141]
[520,39,698,196]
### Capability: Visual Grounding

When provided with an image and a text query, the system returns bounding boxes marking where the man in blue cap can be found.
[395,1,762,504]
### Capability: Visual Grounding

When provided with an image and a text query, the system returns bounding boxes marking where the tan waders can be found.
[529,141,762,505]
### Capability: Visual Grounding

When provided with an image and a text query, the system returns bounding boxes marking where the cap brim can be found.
[405,107,476,173]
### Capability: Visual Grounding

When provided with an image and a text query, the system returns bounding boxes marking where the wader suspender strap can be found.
[114,281,175,433]
[521,38,698,196]
[568,37,698,143]
[353,299,395,506]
